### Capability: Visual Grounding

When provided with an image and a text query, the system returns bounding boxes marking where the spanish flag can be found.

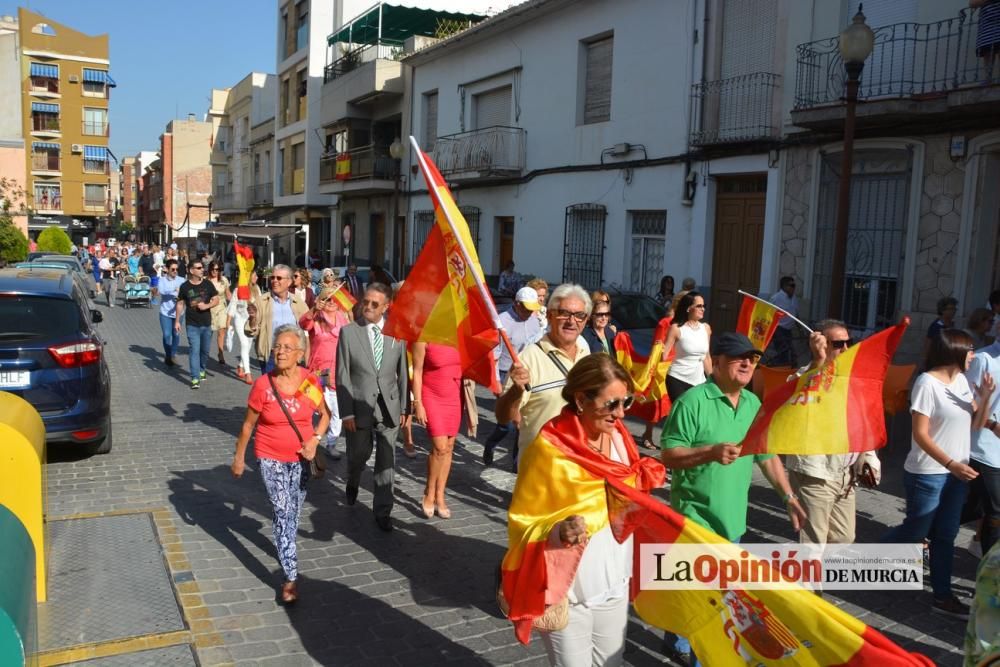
[234,241,255,300]
[331,283,357,311]
[504,408,932,665]
[740,318,909,455]
[335,153,351,180]
[384,141,500,392]
[614,317,673,422]
[296,374,324,409]
[736,294,785,352]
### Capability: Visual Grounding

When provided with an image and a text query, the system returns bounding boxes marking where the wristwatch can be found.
[782,492,799,504]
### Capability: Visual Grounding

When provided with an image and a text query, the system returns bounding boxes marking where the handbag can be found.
[267,373,325,479]
[494,562,569,632]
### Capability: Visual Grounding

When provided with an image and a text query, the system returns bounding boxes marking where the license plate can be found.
[0,371,30,388]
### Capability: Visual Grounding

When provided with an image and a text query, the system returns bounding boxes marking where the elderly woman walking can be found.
[232,324,331,603]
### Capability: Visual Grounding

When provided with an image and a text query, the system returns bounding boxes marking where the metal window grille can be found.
[810,150,910,334]
[563,204,607,289]
[458,205,481,253]
[629,211,666,296]
[412,210,435,261]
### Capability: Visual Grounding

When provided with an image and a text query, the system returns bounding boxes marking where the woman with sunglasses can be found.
[299,285,350,459]
[501,353,663,664]
[207,262,232,366]
[882,329,996,619]
[291,268,315,308]
[662,291,712,401]
[582,301,618,355]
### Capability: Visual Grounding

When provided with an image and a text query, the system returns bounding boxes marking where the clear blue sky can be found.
[15,0,276,160]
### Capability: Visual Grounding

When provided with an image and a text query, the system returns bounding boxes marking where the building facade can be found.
[158,116,213,244]
[0,15,26,236]
[17,7,114,244]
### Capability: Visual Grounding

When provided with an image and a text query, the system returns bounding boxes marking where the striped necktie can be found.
[372,325,383,369]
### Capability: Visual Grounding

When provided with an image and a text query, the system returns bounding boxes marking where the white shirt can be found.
[770,289,799,330]
[495,307,543,373]
[668,322,709,385]
[969,342,1000,468]
[904,372,974,474]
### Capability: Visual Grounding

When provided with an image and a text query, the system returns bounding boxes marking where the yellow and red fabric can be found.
[233,241,255,300]
[503,407,932,665]
[736,295,785,352]
[297,374,324,409]
[334,153,351,180]
[741,319,909,455]
[615,317,673,421]
[331,283,357,312]
[384,147,500,392]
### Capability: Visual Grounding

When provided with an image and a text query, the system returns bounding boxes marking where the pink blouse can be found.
[299,310,349,384]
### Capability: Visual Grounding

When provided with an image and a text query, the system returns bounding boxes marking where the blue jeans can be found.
[186,324,213,379]
[159,314,179,359]
[882,471,968,598]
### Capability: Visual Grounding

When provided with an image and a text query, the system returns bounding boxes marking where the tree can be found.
[0,177,28,263]
[36,227,72,254]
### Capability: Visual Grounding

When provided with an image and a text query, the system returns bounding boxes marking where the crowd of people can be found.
[84,237,1000,666]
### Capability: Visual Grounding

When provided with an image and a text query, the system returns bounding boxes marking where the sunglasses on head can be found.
[829,339,853,349]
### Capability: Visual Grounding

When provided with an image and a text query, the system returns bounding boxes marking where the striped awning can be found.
[83,145,108,160]
[30,62,58,78]
[31,102,58,113]
[32,142,60,151]
[82,68,116,86]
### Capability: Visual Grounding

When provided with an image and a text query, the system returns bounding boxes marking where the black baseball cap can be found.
[711,332,763,357]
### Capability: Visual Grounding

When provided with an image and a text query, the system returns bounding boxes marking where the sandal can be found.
[436,505,452,519]
[281,581,298,604]
[421,497,435,519]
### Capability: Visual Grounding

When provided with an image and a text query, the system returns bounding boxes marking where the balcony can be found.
[792,7,1000,131]
[432,126,526,181]
[34,195,62,211]
[212,190,244,211]
[31,114,60,134]
[30,77,59,94]
[83,160,110,175]
[318,144,399,195]
[247,182,273,206]
[31,153,60,172]
[83,197,109,212]
[82,121,109,137]
[689,72,780,147]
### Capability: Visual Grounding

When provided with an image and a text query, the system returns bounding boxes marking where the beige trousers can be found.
[788,469,856,544]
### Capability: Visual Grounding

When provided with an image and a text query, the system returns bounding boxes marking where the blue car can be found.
[0,268,112,454]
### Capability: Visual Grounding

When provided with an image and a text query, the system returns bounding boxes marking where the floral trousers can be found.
[258,458,309,582]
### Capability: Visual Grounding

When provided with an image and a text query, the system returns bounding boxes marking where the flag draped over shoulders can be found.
[383,146,499,391]
[741,319,909,455]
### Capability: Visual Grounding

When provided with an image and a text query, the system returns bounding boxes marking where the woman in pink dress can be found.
[412,341,463,519]
[299,285,350,460]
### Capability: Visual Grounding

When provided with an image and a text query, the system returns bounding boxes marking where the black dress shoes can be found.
[345,486,358,506]
[375,516,392,532]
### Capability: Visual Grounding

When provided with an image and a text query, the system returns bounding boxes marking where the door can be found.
[709,175,767,333]
[370,213,385,265]
[497,216,514,272]
[394,215,406,277]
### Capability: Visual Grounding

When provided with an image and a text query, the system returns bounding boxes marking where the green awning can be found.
[328,3,485,46]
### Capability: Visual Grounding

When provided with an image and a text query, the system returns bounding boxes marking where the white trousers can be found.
[540,595,629,667]
[323,386,343,442]
[230,308,252,374]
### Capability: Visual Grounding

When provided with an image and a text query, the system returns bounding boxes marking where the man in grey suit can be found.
[336,282,409,532]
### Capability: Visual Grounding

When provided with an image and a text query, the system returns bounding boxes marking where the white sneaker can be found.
[325,440,342,460]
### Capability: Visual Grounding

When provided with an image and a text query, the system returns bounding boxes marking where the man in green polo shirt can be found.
[660,331,806,665]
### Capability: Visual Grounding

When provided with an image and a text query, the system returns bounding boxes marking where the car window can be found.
[611,296,666,330]
[0,295,81,341]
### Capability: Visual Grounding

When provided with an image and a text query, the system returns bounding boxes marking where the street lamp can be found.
[828,6,874,319]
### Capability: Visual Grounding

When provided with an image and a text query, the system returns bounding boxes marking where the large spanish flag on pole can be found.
[504,408,932,665]
[233,240,255,300]
[736,292,786,352]
[741,318,910,455]
[384,138,501,392]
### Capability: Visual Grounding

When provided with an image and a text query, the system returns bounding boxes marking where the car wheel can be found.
[87,422,112,455]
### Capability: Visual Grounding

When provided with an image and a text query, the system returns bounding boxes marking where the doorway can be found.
[370,213,385,266]
[497,216,514,273]
[709,175,767,333]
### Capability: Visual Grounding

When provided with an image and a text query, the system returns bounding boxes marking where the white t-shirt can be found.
[903,372,974,474]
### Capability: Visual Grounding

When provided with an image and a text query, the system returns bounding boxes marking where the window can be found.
[581,35,613,124]
[31,142,60,171]
[29,62,59,93]
[31,102,60,132]
[82,69,110,97]
[296,1,309,52]
[34,183,61,210]
[458,206,481,253]
[83,146,109,174]
[291,142,305,194]
[412,210,435,260]
[424,92,438,150]
[84,184,108,209]
[563,204,607,288]
[473,86,511,130]
[296,69,308,122]
[280,77,291,126]
[628,211,666,296]
[83,108,107,136]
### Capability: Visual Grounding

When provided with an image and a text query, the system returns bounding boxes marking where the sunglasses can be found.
[362,299,384,307]
[829,339,853,349]
[553,309,588,323]
[595,395,634,413]
[269,275,289,281]
[728,353,762,364]
[593,311,611,318]
[191,265,204,270]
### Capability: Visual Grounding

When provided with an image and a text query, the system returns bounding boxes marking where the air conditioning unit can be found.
[68,75,79,83]
[71,144,83,153]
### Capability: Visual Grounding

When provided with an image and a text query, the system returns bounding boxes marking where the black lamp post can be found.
[828,6,875,319]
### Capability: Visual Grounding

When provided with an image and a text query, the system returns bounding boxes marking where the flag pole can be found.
[408,136,523,367]
[738,290,814,334]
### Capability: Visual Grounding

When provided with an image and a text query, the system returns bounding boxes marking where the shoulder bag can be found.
[266,373,326,479]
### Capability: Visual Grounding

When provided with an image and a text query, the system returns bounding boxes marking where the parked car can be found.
[14,263,95,307]
[27,254,96,297]
[609,292,668,356]
[0,268,112,454]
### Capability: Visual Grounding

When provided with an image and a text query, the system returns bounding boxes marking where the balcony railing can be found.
[30,77,59,94]
[689,72,781,146]
[212,191,243,210]
[82,121,109,137]
[83,197,108,211]
[31,115,60,133]
[432,126,526,176]
[795,7,994,109]
[319,144,399,183]
[324,41,401,83]
[247,182,273,205]
[31,153,60,171]
[34,195,62,211]
[83,160,110,175]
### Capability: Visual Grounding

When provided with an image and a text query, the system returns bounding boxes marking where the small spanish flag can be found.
[331,284,357,311]
[335,153,351,180]
[296,374,324,409]
[234,241,255,300]
[736,294,784,352]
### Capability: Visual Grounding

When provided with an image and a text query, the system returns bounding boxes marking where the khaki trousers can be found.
[788,469,856,544]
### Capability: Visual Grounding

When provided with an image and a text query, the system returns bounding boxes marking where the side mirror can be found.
[91,309,103,323]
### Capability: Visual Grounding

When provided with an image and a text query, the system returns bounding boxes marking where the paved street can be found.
[40,297,976,666]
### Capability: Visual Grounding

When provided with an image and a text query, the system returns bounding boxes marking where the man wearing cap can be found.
[660,331,805,666]
[482,286,545,466]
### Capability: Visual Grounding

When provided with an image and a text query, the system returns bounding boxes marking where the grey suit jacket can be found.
[335,319,408,428]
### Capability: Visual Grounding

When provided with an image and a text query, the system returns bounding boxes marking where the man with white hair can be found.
[495,283,592,470]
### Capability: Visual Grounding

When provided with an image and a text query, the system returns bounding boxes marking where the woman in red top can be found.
[299,285,350,460]
[232,325,330,604]
[412,342,463,519]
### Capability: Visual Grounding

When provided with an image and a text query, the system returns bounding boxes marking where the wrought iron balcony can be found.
[324,41,401,83]
[82,121,109,137]
[31,153,60,171]
[689,72,781,146]
[319,144,399,183]
[212,191,243,211]
[432,126,526,178]
[34,195,62,211]
[795,7,993,109]
[247,182,273,205]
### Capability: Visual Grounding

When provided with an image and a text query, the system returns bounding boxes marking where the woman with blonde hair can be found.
[207,262,232,366]
[299,285,351,459]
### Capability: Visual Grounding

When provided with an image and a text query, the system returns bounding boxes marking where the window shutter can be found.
[720,0,776,78]
[424,93,438,150]
[584,37,613,124]
[473,86,511,130]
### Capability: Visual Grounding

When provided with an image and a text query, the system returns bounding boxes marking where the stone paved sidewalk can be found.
[42,298,975,666]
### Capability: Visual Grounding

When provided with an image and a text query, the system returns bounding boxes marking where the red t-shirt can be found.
[248,368,321,462]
